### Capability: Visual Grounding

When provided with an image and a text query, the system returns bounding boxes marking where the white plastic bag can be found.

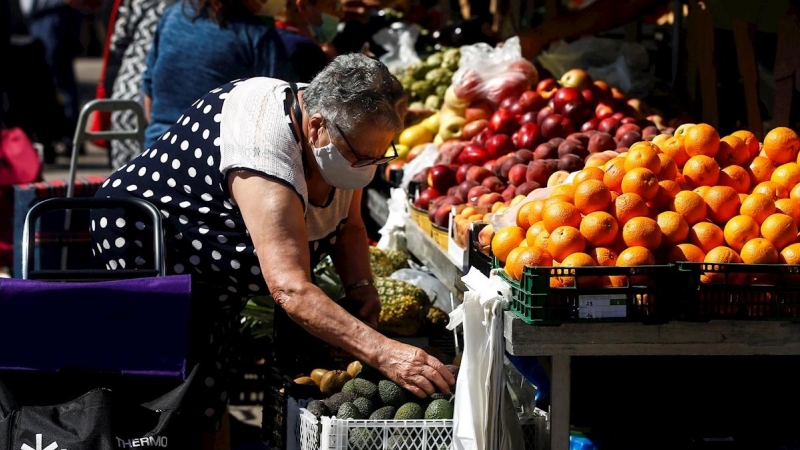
[377,188,410,251]
[400,143,439,192]
[373,22,422,72]
[447,268,525,450]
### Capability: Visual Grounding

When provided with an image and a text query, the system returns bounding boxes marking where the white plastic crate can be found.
[299,409,453,450]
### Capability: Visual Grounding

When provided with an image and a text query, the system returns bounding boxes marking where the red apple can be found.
[482,160,497,174]
[581,88,597,105]
[533,142,559,160]
[498,155,524,179]
[477,192,503,207]
[515,149,534,163]
[474,128,494,148]
[466,165,492,183]
[453,70,481,101]
[615,123,642,141]
[641,126,659,140]
[598,117,620,134]
[428,164,457,192]
[612,112,625,120]
[508,101,523,118]
[458,144,490,166]
[536,78,559,99]
[518,90,545,112]
[465,99,494,123]
[517,122,542,150]
[511,131,522,149]
[559,68,593,90]
[617,131,642,149]
[489,109,519,135]
[499,96,517,111]
[558,140,589,159]
[581,118,600,132]
[434,203,456,228]
[526,159,558,185]
[552,87,581,113]
[540,114,575,140]
[562,100,592,124]
[501,185,517,201]
[456,164,473,184]
[486,134,515,160]
[595,103,614,121]
[462,119,489,141]
[558,153,585,172]
[413,187,442,209]
[467,186,491,204]
[456,180,479,202]
[620,117,638,125]
[566,132,590,148]
[536,106,554,126]
[515,181,540,196]
[447,186,459,198]
[508,164,528,186]
[519,111,538,125]
[588,132,616,153]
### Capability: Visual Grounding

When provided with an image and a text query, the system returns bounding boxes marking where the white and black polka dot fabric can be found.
[90,79,350,431]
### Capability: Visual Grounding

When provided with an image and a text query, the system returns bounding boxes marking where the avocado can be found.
[394,402,423,420]
[306,400,330,419]
[342,378,378,400]
[424,399,454,420]
[368,406,396,420]
[348,429,378,450]
[387,434,411,450]
[429,392,450,401]
[353,397,374,418]
[378,380,408,407]
[337,402,364,420]
[323,392,357,414]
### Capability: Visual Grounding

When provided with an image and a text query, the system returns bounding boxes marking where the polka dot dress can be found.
[90,79,351,431]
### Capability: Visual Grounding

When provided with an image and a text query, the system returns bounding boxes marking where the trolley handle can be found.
[22,197,166,280]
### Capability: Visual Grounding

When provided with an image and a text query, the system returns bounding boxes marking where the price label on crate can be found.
[578,294,627,319]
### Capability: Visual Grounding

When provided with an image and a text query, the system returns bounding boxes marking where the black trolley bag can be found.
[0,197,202,450]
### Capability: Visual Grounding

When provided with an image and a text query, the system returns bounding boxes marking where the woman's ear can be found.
[307,114,324,145]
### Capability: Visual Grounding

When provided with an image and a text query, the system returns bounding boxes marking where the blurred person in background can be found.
[274,0,339,83]
[106,0,174,168]
[18,0,84,149]
[139,0,296,152]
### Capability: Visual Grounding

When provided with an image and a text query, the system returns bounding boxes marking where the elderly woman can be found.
[90,54,454,443]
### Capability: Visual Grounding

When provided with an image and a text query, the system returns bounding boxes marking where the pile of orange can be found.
[494,125,800,285]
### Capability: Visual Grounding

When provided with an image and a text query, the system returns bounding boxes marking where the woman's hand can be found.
[345,285,381,329]
[376,340,456,398]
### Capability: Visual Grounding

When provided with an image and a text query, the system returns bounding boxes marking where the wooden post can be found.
[550,355,572,450]
[772,15,800,128]
[686,0,718,128]
[732,18,763,137]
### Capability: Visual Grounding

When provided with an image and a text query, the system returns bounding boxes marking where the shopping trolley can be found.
[0,197,201,450]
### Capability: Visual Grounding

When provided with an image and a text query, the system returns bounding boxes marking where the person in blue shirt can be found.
[140,0,296,151]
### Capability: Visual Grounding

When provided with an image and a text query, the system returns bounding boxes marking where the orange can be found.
[550,184,576,203]
[715,135,749,166]
[573,167,605,186]
[747,156,776,186]
[612,192,650,226]
[508,247,554,280]
[516,202,537,229]
[731,130,760,159]
[740,193,776,225]
[526,200,546,225]
[791,184,800,202]
[689,222,725,253]
[491,226,526,263]
[674,123,696,138]
[682,155,720,187]
[752,181,789,201]
[659,135,689,168]
[651,133,671,149]
[574,179,612,215]
[702,246,743,284]
[740,238,779,264]
[532,229,551,252]
[617,246,656,266]
[780,243,800,264]
[693,185,711,198]
[657,153,679,181]
[763,127,800,165]
[684,123,720,158]
[504,247,526,278]
[704,186,741,224]
[739,193,748,203]
[770,162,800,192]
[761,213,798,250]
[602,157,627,193]
[590,247,619,266]
[546,226,586,262]
[666,243,706,263]
[526,221,547,246]
[625,142,662,173]
[650,179,681,211]
[621,168,659,200]
[723,215,760,252]
[657,211,690,248]
[671,190,707,225]
[718,165,750,194]
[544,195,572,207]
[775,199,800,226]
[622,217,663,251]
[542,201,582,233]
[579,211,619,247]
[556,252,598,287]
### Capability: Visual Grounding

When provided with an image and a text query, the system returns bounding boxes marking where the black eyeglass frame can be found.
[331,123,398,168]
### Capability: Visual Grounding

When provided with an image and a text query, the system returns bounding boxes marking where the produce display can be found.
[482,125,800,286]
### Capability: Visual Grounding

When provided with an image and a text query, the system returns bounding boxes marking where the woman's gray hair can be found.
[304,54,408,137]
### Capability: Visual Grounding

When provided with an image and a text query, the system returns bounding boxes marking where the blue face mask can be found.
[309,12,340,43]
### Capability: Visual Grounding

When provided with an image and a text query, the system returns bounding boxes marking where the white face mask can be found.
[311,139,376,190]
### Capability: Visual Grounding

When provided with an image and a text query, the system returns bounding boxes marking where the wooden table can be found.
[505,313,800,450]
[403,216,467,298]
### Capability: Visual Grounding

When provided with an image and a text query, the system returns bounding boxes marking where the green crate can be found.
[493,256,676,325]
[676,262,800,321]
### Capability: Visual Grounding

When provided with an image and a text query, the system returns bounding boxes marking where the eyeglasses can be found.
[332,123,398,168]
